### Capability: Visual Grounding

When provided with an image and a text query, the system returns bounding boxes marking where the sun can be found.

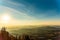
[1,14,11,23]
[2,15,10,21]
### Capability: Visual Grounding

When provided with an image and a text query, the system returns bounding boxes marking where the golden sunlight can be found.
[1,14,11,24]
[2,15,10,21]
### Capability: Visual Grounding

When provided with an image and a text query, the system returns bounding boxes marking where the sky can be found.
[0,0,60,26]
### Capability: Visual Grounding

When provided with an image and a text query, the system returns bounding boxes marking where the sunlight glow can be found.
[1,14,11,24]
[2,15,10,21]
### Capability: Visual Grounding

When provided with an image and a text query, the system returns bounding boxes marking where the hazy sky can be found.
[0,0,60,26]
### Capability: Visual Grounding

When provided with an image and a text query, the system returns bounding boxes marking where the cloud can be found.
[0,5,36,20]
[3,0,25,7]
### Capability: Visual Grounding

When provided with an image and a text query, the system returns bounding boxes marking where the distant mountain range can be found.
[8,26,60,35]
